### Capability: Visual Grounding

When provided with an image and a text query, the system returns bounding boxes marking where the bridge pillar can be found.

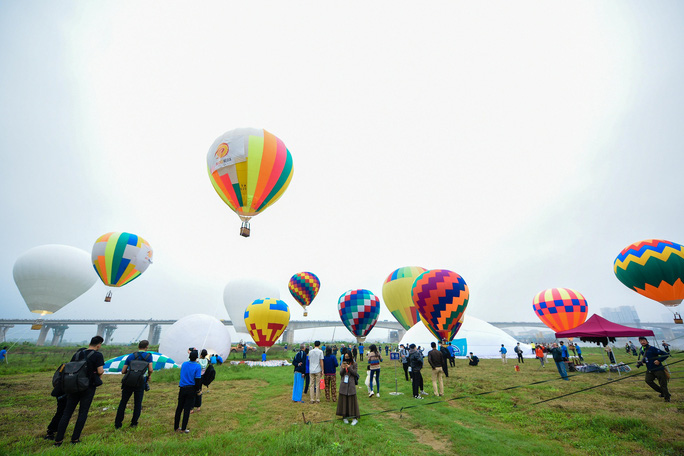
[395,329,406,343]
[282,328,295,345]
[97,324,118,345]
[0,325,14,343]
[37,326,51,346]
[148,324,162,345]
[50,325,69,346]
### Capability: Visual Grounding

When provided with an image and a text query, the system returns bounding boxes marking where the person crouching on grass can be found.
[174,349,202,433]
[336,352,359,425]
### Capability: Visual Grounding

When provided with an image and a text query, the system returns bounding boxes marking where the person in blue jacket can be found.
[637,337,671,402]
[174,349,202,433]
[560,341,569,360]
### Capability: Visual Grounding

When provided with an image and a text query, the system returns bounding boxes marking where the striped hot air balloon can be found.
[382,266,425,330]
[92,232,153,301]
[532,288,588,333]
[614,239,684,307]
[288,272,320,317]
[207,128,294,237]
[411,269,469,342]
[244,298,290,351]
[338,289,381,343]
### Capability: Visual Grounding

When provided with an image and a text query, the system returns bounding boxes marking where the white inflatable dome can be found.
[159,314,231,365]
[400,315,532,359]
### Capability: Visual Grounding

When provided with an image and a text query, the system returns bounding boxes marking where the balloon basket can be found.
[104,291,112,303]
[240,221,251,238]
[674,313,683,324]
[303,311,308,317]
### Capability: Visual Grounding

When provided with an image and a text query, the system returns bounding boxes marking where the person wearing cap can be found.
[637,336,671,402]
[174,349,202,433]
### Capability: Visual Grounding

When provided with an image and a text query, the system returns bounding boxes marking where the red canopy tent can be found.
[555,314,654,346]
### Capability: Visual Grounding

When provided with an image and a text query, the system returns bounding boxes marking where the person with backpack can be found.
[408,344,427,398]
[53,336,105,446]
[192,349,210,414]
[114,340,153,429]
[174,349,202,433]
[366,344,383,398]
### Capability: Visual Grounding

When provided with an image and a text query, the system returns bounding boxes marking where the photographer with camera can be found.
[636,336,671,402]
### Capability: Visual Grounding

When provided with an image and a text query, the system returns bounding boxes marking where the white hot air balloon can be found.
[159,314,231,365]
[13,245,97,314]
[223,278,280,334]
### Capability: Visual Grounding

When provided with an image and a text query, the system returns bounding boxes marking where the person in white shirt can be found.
[307,341,325,403]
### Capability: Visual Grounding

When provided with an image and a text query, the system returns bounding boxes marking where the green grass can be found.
[0,345,681,455]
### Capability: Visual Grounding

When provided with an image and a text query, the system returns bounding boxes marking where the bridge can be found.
[0,319,678,346]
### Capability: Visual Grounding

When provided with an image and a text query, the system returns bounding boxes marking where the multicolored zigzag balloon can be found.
[411,269,469,342]
[288,272,320,316]
[532,288,588,333]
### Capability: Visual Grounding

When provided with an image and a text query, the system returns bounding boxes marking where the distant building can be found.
[601,306,640,326]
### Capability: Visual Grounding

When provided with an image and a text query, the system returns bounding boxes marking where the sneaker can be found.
[43,433,55,441]
[421,391,429,396]
[343,419,349,424]
[351,419,358,426]
[415,395,423,400]
[664,397,671,403]
[376,393,380,398]
[368,392,374,398]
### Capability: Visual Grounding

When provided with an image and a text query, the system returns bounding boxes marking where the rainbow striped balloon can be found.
[338,289,380,342]
[614,239,684,306]
[207,128,294,231]
[288,272,320,316]
[532,288,588,333]
[244,298,290,349]
[411,269,469,342]
[92,232,153,288]
[382,266,425,330]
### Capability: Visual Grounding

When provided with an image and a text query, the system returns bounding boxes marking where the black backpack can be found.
[122,352,149,389]
[62,349,94,394]
[202,363,216,387]
[51,363,67,397]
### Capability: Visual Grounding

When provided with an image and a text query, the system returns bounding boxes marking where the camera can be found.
[636,361,643,368]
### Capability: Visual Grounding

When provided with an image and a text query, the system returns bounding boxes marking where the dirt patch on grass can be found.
[409,427,453,454]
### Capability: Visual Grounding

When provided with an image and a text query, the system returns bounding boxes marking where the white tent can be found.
[400,315,533,359]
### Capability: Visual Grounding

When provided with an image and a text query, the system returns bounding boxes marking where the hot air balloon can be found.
[338,289,380,343]
[159,314,231,364]
[382,266,426,330]
[532,288,588,333]
[207,128,294,237]
[411,269,469,342]
[244,298,290,351]
[13,245,97,315]
[91,232,153,302]
[288,272,320,317]
[223,278,280,334]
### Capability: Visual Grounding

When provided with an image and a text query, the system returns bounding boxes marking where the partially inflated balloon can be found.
[159,314,231,364]
[411,269,469,342]
[224,278,280,334]
[614,239,684,307]
[92,232,153,288]
[244,298,290,350]
[207,128,294,236]
[288,272,320,317]
[532,288,588,333]
[13,245,97,314]
[338,289,380,343]
[382,266,426,330]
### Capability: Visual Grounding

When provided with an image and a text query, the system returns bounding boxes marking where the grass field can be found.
[0,344,681,456]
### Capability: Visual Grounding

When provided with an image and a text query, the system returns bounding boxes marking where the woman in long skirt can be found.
[336,352,360,425]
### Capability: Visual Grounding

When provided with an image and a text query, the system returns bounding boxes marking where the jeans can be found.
[555,361,568,380]
[174,386,196,431]
[411,370,423,397]
[55,387,96,442]
[115,386,145,427]
[402,362,410,381]
[369,369,380,393]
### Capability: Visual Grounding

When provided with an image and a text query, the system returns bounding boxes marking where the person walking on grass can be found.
[336,352,359,425]
[535,345,546,368]
[358,343,364,361]
[637,336,671,402]
[114,339,153,429]
[428,342,445,397]
[174,349,202,434]
[575,344,584,362]
[308,341,324,404]
[292,344,306,402]
[192,349,210,414]
[550,343,569,381]
[499,344,507,364]
[0,346,7,364]
[323,347,338,402]
[439,341,451,377]
[367,344,383,398]
[408,344,427,398]
[515,343,524,363]
[54,336,105,446]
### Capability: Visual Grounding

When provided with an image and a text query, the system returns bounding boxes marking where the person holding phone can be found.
[336,352,359,425]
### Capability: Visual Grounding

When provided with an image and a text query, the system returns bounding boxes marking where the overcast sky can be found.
[1,1,683,343]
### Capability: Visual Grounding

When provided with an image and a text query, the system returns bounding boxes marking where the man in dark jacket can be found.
[550,343,568,381]
[408,344,426,399]
[637,337,671,402]
[427,342,445,397]
[114,340,153,429]
[439,341,451,377]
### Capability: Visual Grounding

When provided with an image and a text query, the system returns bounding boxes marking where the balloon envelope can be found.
[382,266,426,330]
[92,232,153,288]
[411,269,469,342]
[104,352,179,373]
[532,288,588,333]
[13,245,97,314]
[159,314,231,365]
[207,128,294,225]
[223,278,280,334]
[338,289,381,342]
[244,298,290,349]
[614,239,684,306]
[288,272,320,315]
